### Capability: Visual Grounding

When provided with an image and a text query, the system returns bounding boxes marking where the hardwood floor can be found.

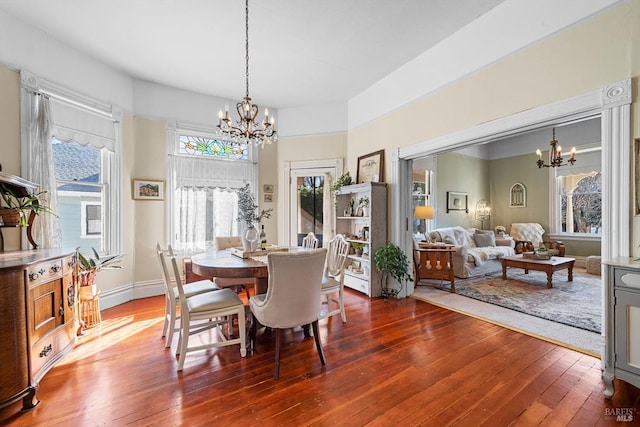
[1,290,639,426]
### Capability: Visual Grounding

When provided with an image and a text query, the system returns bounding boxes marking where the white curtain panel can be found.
[25,92,61,248]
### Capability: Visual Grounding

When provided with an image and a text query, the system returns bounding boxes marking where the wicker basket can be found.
[0,208,21,226]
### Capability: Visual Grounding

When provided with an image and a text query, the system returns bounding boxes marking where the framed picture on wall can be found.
[356,149,385,183]
[133,179,164,200]
[446,191,468,213]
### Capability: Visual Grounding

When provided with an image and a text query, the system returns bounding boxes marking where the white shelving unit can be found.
[335,182,387,297]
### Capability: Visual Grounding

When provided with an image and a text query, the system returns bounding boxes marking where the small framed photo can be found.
[263,184,274,194]
[133,179,164,200]
[446,191,468,213]
[264,193,273,203]
[357,149,385,183]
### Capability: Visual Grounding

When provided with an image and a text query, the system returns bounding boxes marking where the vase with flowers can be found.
[494,225,506,236]
[236,183,273,251]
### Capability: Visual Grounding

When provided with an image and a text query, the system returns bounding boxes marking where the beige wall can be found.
[434,153,490,229]
[349,0,640,256]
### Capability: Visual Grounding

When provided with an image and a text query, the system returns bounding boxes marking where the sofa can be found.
[427,226,516,278]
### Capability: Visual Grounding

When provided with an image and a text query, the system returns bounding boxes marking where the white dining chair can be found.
[249,248,327,379]
[302,232,319,249]
[320,234,350,322]
[156,243,219,348]
[168,245,247,371]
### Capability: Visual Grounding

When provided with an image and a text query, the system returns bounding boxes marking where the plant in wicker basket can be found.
[0,185,56,226]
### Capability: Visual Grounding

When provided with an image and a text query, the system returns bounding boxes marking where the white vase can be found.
[362,207,370,217]
[242,224,259,251]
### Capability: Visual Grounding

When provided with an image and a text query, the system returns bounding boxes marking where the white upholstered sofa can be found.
[427,226,515,278]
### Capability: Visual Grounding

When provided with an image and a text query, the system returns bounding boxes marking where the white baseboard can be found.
[99,279,164,310]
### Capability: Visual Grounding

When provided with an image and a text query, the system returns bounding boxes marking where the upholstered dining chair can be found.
[302,232,319,249]
[214,236,254,300]
[320,234,350,322]
[168,245,246,371]
[156,243,219,348]
[249,248,327,379]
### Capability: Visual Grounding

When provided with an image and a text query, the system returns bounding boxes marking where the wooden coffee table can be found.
[500,254,575,288]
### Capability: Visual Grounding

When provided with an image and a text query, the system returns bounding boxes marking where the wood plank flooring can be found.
[1,290,639,426]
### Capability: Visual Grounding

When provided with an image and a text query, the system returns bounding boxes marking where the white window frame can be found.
[20,71,122,255]
[165,121,258,252]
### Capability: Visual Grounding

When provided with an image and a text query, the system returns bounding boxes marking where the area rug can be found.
[452,270,601,333]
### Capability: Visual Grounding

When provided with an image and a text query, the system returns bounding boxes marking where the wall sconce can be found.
[475,199,491,229]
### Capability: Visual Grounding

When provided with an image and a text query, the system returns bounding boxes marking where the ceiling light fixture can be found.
[536,128,576,168]
[217,0,276,148]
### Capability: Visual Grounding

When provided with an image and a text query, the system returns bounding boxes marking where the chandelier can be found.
[217,0,276,147]
[535,128,576,168]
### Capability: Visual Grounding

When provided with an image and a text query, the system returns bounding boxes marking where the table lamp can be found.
[414,205,435,236]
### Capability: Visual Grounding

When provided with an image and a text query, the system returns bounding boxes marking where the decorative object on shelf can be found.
[132,179,165,200]
[350,242,365,257]
[535,128,576,168]
[414,205,435,234]
[495,225,506,236]
[374,242,413,300]
[446,191,468,213]
[331,171,353,203]
[358,196,370,216]
[475,199,491,229]
[236,183,272,251]
[216,0,276,147]
[357,149,385,183]
[0,185,56,227]
[509,182,526,207]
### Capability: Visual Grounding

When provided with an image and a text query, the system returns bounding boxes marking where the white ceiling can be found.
[0,0,507,109]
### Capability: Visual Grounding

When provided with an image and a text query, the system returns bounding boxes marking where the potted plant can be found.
[374,242,413,300]
[236,183,273,251]
[0,186,56,226]
[78,248,123,300]
[350,241,365,256]
[331,171,353,203]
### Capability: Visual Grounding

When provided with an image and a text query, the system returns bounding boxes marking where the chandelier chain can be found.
[245,0,249,99]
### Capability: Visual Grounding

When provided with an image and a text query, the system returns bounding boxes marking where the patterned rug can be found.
[453,270,601,333]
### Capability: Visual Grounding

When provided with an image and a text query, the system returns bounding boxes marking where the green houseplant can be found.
[374,242,413,300]
[331,171,353,204]
[0,186,56,226]
[78,248,123,299]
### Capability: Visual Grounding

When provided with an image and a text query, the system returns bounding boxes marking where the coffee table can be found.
[500,254,575,288]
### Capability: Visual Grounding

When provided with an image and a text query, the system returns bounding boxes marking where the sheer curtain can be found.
[23,91,61,248]
[323,172,335,247]
[170,153,253,255]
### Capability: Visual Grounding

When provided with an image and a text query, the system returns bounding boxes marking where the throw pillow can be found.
[474,233,496,247]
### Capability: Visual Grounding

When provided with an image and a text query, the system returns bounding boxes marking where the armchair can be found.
[509,223,565,257]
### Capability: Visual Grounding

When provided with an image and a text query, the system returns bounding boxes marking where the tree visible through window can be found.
[560,172,602,234]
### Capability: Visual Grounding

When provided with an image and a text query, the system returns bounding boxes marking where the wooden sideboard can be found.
[0,248,77,411]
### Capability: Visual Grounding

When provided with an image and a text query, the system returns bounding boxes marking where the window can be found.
[560,172,602,234]
[52,138,113,252]
[168,125,257,254]
[551,146,601,238]
[21,72,120,256]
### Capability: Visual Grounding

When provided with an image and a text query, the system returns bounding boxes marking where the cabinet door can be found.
[615,289,640,376]
[29,279,62,344]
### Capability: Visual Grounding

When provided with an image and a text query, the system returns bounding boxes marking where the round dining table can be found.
[190,249,270,295]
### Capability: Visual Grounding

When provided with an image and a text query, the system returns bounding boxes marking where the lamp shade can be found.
[414,205,435,220]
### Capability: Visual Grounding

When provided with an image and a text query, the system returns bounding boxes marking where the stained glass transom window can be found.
[179,135,247,160]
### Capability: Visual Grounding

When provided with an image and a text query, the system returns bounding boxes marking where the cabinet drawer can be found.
[344,273,369,295]
[30,321,75,381]
[27,259,64,287]
[62,254,76,275]
[614,269,640,291]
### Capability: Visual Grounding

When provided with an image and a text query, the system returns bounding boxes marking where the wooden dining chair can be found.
[214,236,254,300]
[156,243,219,348]
[320,234,350,322]
[302,232,319,249]
[168,245,247,371]
[249,248,327,379]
